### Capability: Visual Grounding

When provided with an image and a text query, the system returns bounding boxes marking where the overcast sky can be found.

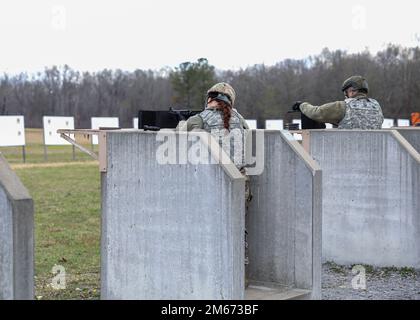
[0,0,419,74]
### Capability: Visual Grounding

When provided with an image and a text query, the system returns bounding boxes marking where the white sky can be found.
[0,0,419,74]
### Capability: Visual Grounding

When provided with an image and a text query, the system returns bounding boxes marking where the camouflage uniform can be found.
[338,97,383,129]
[300,93,384,129]
[182,82,249,167]
[299,76,384,129]
[193,108,247,169]
[183,83,252,282]
[241,169,252,269]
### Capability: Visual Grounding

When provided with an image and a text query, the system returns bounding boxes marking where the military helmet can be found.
[207,82,236,107]
[341,76,369,93]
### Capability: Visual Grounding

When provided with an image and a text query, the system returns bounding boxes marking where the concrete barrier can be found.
[101,130,245,299]
[393,127,420,154]
[247,130,322,300]
[0,154,34,300]
[100,129,322,299]
[304,130,420,268]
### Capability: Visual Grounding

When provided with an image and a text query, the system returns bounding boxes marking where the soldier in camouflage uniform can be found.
[183,82,249,167]
[180,82,252,287]
[292,76,384,129]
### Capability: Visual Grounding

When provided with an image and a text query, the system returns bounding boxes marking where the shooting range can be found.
[0,116,26,162]
[42,116,75,160]
[91,117,119,145]
[96,129,321,299]
[2,124,420,301]
[2,0,420,302]
[265,120,284,130]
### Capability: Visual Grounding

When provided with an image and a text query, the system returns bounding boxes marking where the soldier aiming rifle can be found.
[292,75,384,129]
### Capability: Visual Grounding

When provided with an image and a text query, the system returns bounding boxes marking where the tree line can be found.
[1,44,419,128]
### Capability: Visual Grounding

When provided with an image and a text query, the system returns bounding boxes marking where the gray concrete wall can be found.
[101,130,322,299]
[307,130,420,268]
[394,128,420,154]
[0,154,34,300]
[247,130,322,299]
[101,131,245,299]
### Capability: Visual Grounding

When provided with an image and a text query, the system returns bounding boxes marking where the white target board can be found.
[43,116,74,146]
[382,118,395,129]
[326,123,333,129]
[292,119,302,130]
[133,117,138,129]
[91,117,119,144]
[0,116,26,147]
[245,119,257,130]
[397,119,410,127]
[265,120,284,130]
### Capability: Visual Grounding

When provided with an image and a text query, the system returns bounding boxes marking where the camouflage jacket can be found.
[181,107,249,169]
[300,101,346,125]
[338,96,383,129]
[183,108,249,131]
[300,93,384,129]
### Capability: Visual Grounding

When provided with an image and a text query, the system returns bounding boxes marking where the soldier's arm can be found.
[179,114,203,131]
[299,101,346,125]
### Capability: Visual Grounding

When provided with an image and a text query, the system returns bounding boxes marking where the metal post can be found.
[72,144,76,161]
[43,129,48,161]
[44,145,48,161]
[22,146,26,163]
[59,132,98,160]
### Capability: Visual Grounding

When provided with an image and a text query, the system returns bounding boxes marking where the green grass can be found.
[325,262,418,278]
[15,163,101,299]
[356,264,375,275]
[1,143,97,164]
[324,261,347,274]
[381,266,417,277]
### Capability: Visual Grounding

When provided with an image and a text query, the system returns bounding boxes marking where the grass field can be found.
[2,129,101,299]
[1,128,96,164]
[15,163,101,300]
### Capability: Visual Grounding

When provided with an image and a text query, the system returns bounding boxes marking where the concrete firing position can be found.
[306,130,420,268]
[100,130,322,299]
[0,154,34,300]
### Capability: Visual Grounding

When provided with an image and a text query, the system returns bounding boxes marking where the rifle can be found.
[285,106,326,130]
[138,107,201,131]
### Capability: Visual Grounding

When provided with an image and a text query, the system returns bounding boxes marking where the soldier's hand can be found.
[292,101,303,111]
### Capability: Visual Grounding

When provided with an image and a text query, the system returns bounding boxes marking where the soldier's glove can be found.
[292,101,303,111]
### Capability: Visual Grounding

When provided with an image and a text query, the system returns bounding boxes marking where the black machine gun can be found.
[285,103,327,130]
[285,111,326,130]
[138,107,201,131]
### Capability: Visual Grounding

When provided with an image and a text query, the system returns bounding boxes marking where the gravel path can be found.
[322,263,420,300]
